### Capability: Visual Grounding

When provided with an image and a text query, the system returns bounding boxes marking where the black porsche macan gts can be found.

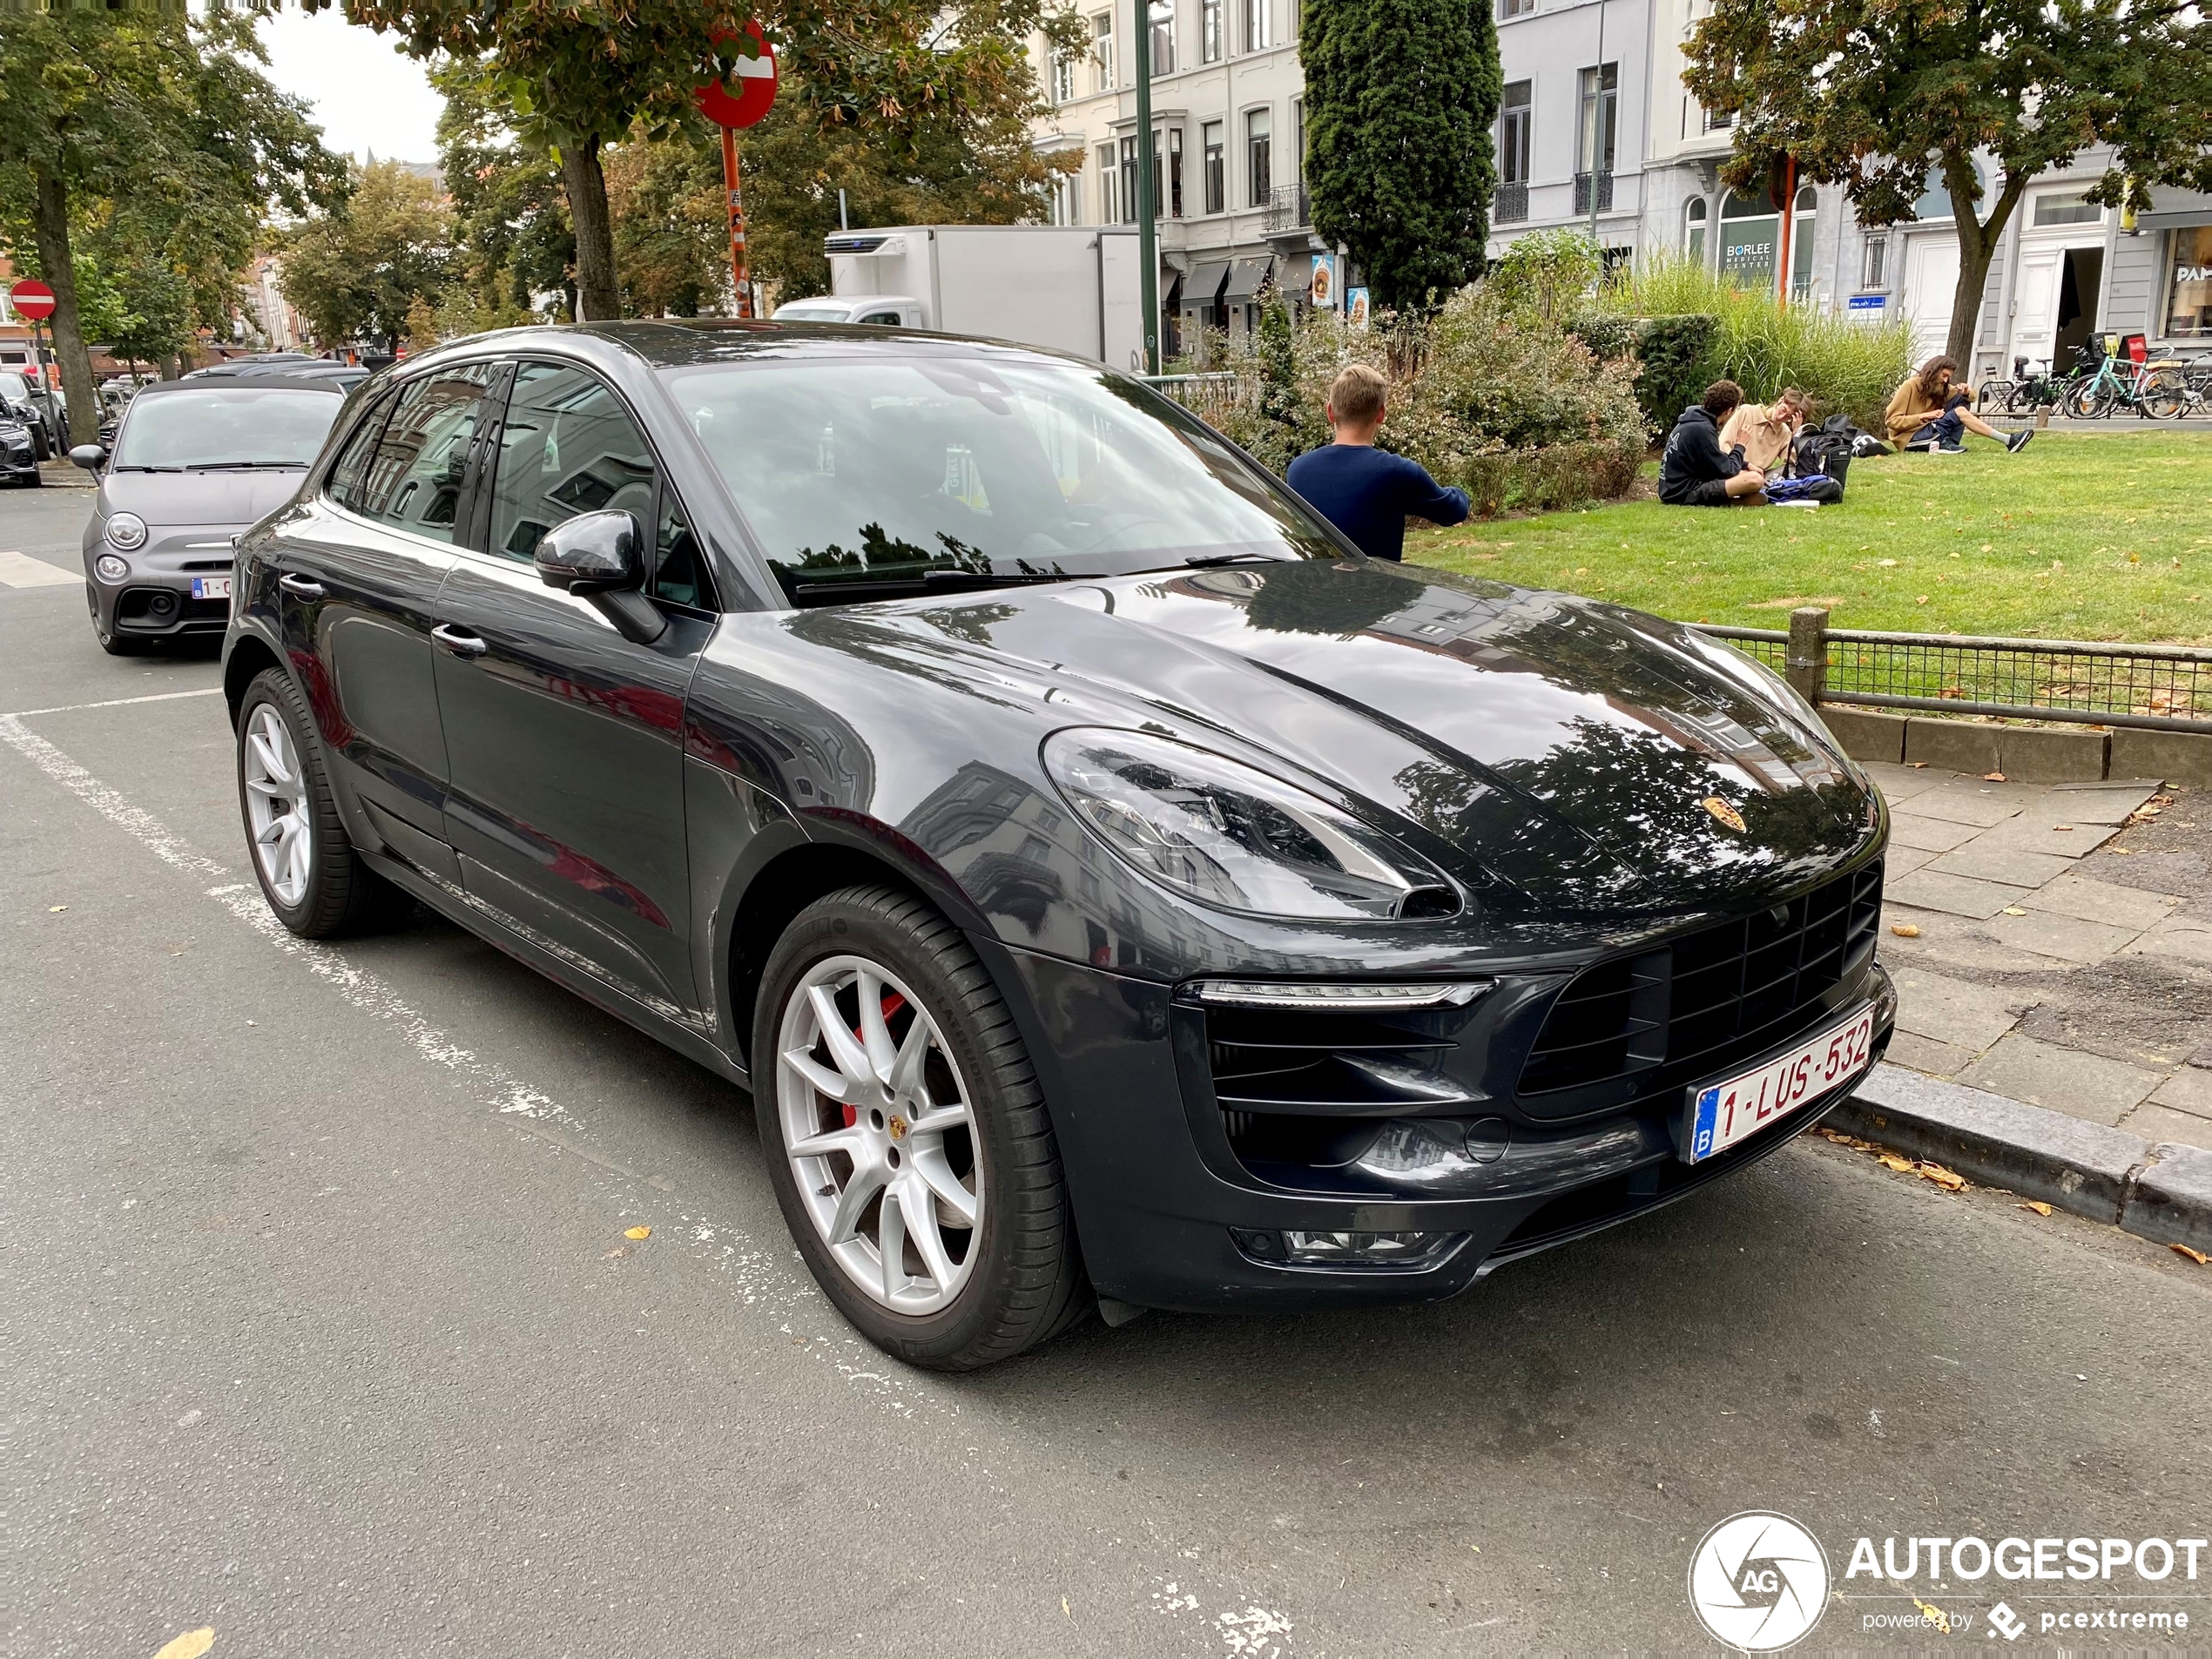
[222,321,1892,1370]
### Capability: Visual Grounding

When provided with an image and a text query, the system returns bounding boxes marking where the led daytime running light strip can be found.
[1184,980,1490,1010]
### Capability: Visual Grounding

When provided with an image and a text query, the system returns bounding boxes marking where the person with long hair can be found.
[1885,355,2033,454]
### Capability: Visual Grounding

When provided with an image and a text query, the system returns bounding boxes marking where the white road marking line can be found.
[4,686,226,718]
[0,712,227,878]
[0,550,80,589]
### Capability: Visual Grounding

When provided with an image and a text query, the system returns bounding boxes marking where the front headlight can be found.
[104,511,147,551]
[1042,727,1459,921]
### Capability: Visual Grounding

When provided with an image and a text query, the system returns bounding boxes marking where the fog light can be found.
[1231,1227,1461,1268]
[94,553,129,582]
[147,590,177,617]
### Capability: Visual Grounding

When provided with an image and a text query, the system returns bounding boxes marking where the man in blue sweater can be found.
[1285,363,1470,560]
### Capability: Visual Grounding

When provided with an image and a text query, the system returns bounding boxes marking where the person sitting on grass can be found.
[1884,355,2033,455]
[1285,363,1470,562]
[1658,380,1769,507]
[1719,385,1808,475]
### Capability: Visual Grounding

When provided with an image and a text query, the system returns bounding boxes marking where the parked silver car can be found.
[73,376,349,655]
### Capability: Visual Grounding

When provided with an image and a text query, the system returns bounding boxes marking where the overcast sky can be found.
[258,7,446,165]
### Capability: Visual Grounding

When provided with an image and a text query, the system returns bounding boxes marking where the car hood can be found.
[98,468,306,528]
[779,560,1878,917]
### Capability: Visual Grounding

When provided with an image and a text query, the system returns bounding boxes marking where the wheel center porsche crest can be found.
[887,1114,909,1141]
[1701,796,1747,833]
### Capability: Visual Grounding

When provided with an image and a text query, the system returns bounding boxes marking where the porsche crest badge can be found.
[1700,796,1746,833]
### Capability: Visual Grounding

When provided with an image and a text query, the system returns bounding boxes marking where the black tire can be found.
[752,883,1089,1371]
[234,666,412,937]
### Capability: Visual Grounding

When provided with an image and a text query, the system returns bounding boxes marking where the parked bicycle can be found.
[2063,346,2188,420]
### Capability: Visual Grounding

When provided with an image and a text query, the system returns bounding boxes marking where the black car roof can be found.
[415,318,1087,374]
[132,374,351,398]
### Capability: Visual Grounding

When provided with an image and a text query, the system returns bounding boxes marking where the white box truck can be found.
[772,226,1145,370]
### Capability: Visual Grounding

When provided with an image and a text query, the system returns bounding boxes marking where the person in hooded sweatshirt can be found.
[1658,380,1770,507]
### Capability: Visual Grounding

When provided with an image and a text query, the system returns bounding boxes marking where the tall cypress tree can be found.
[1305,0,1501,312]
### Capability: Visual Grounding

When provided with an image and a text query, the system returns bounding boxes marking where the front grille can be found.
[1519,861,1883,1101]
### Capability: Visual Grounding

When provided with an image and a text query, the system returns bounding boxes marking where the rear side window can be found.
[325,390,396,512]
[349,363,495,543]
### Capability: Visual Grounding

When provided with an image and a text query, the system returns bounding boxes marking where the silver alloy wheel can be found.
[777,954,983,1314]
[243,704,312,907]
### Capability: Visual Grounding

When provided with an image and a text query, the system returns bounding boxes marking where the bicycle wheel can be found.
[2143,368,2187,421]
[2006,381,2046,416]
[2064,381,2114,420]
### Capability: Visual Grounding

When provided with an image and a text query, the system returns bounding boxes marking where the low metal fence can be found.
[1696,607,2212,735]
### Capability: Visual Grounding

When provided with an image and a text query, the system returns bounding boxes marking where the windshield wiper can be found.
[184,461,307,471]
[788,568,1072,605]
[111,463,184,473]
[1180,551,1293,568]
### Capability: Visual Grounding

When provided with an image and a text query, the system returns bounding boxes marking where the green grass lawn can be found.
[1407,430,2212,643]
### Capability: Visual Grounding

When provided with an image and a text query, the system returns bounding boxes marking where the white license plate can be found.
[1683,1005,1876,1163]
[191,576,232,601]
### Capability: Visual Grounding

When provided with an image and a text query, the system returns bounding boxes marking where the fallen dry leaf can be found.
[1982,772,2007,782]
[1892,923,1922,938]
[2020,1201,2054,1217]
[2110,846,2137,854]
[1914,1599,1953,1635]
[153,1632,216,1659]
[2002,907,2027,916]
[1917,1162,1968,1191]
[1877,1153,1916,1173]
[2173,1244,2210,1266]
[624,1225,651,1240]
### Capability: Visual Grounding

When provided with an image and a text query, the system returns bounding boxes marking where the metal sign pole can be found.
[723,125,752,319]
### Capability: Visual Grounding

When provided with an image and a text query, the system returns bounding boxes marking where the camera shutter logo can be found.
[1687,1511,1831,1651]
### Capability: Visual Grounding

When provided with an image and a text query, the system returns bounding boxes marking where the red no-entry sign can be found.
[692,24,777,131]
[10,280,56,321]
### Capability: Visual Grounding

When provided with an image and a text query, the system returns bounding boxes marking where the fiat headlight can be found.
[1043,728,1458,921]
[104,511,147,551]
[94,553,129,581]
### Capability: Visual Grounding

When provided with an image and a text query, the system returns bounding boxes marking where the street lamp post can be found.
[1133,0,1164,374]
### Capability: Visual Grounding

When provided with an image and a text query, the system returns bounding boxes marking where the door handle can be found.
[432,624,489,658]
[278,572,325,600]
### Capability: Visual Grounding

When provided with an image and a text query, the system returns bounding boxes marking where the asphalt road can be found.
[4,490,2208,1657]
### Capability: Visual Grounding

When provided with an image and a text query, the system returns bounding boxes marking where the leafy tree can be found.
[431,59,576,324]
[0,9,339,434]
[604,130,725,318]
[1686,0,2212,368]
[328,0,1085,319]
[1304,0,1501,312]
[71,227,195,376]
[279,158,455,351]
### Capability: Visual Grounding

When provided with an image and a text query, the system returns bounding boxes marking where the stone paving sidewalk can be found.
[1869,760,2212,1153]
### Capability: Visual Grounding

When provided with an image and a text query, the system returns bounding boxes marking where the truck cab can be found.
[772,295,928,328]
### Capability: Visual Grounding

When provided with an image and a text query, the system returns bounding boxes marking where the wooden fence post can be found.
[1786,606,1830,705]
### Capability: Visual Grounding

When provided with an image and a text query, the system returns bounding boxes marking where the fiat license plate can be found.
[191,576,232,601]
[1683,1005,1875,1163]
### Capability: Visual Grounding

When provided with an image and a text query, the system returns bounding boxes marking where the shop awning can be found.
[1180,261,1230,308]
[2140,189,2212,230]
[1220,258,1274,303]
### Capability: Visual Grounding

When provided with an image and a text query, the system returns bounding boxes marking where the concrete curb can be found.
[1831,1063,2212,1252]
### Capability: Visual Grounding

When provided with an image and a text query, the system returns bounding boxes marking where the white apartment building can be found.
[1028,0,2212,375]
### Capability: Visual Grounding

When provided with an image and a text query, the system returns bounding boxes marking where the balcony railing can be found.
[1262,183,1311,235]
[1494,179,1529,224]
[1573,170,1615,214]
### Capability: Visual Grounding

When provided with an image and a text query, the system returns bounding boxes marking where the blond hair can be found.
[1329,362,1388,426]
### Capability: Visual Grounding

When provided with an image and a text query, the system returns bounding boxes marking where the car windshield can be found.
[661,355,1342,604]
[111,388,340,470]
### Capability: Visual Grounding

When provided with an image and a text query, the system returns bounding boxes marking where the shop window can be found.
[2162,226,2212,340]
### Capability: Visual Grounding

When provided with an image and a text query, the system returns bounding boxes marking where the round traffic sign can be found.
[10,280,56,321]
[693,23,777,130]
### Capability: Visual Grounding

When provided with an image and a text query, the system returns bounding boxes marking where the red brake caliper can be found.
[840,989,908,1126]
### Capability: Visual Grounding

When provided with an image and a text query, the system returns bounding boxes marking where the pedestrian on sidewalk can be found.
[1885,356,2034,454]
[1285,363,1470,562]
[1658,380,1769,507]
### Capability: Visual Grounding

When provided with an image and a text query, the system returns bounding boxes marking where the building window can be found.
[1289,98,1303,185]
[1498,80,1531,184]
[1202,0,1222,60]
[1791,183,1817,300]
[1576,62,1618,175]
[1719,188,1779,290]
[1091,11,1115,91]
[2161,226,2212,339]
[1167,126,1185,217]
[1150,0,1176,74]
[1051,51,1076,103]
[1245,107,1271,206]
[1244,0,1270,52]
[1120,133,1139,224]
[1685,197,1707,265]
[1703,105,1734,132]
[1499,0,1535,17]
[1860,233,1886,291]
[1097,142,1119,224]
[1203,120,1224,214]
[2032,190,2102,227]
[1048,171,1077,225]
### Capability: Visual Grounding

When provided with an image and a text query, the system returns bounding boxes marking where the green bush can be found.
[1597,249,1913,432]
[1631,313,1720,435]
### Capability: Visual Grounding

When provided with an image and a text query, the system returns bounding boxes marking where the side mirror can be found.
[69,443,105,472]
[532,508,664,644]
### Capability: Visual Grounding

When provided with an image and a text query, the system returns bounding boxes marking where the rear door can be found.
[269,362,498,865]
[430,358,715,1015]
